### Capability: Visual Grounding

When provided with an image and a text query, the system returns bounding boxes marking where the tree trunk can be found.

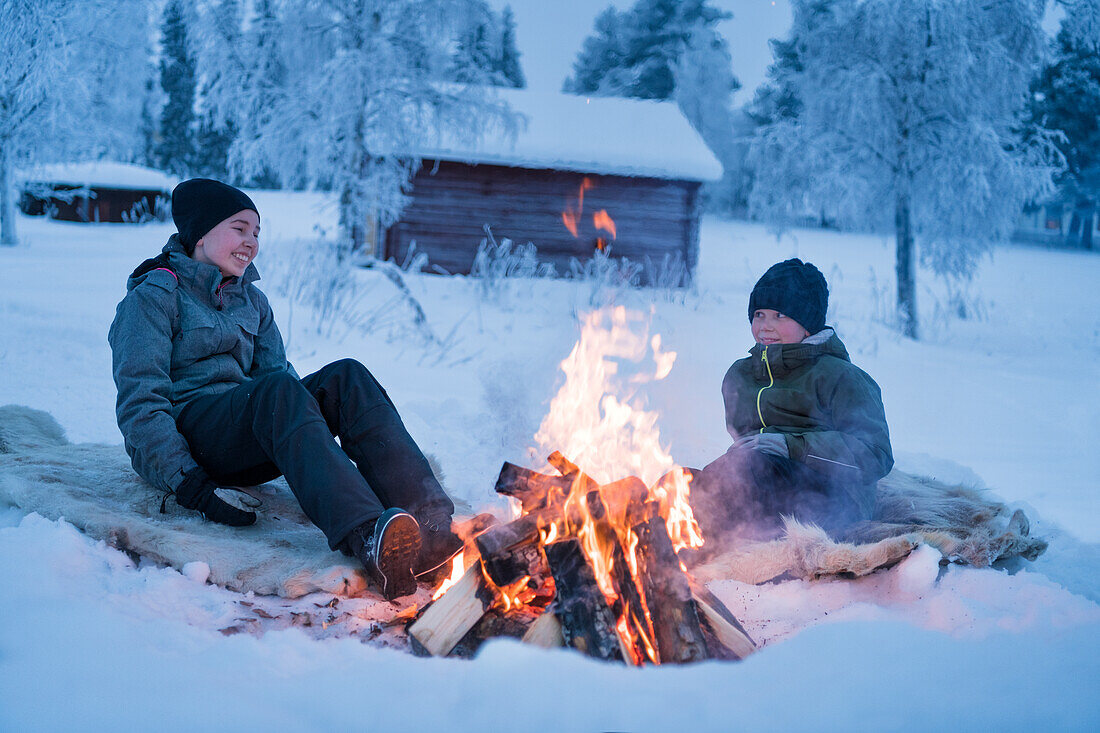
[895,188,918,339]
[0,143,18,247]
[1067,210,1082,248]
[1084,208,1095,251]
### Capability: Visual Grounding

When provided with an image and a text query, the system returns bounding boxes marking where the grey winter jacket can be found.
[108,235,296,493]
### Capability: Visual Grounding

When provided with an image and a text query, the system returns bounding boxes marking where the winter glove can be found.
[733,432,790,459]
[174,467,257,527]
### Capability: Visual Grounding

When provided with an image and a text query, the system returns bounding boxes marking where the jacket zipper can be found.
[756,345,774,433]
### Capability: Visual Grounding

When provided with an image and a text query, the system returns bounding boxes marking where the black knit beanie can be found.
[171,178,258,254]
[748,258,829,334]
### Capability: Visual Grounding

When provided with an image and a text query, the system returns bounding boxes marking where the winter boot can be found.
[347,508,422,600]
[415,513,465,580]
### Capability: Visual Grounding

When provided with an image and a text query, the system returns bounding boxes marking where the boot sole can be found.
[373,511,422,600]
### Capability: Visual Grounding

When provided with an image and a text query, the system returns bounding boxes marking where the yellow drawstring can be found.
[756,345,774,433]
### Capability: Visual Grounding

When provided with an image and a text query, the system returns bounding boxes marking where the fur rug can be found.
[690,469,1048,585]
[0,405,1048,598]
[0,405,366,598]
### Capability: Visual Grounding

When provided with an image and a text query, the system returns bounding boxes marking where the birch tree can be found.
[749,0,1061,339]
[198,0,515,254]
[0,0,149,246]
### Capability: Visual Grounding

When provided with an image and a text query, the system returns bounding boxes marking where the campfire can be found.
[409,309,755,664]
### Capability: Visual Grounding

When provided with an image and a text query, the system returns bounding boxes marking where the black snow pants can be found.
[689,445,866,540]
[175,358,453,550]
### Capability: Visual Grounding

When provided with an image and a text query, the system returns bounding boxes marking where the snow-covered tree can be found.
[564,0,729,101]
[564,0,740,212]
[452,2,526,89]
[192,0,242,180]
[155,0,197,177]
[453,2,500,85]
[1031,5,1100,248]
[198,0,515,253]
[749,0,1061,339]
[674,24,745,213]
[1,0,149,246]
[1056,0,1100,48]
[499,5,526,89]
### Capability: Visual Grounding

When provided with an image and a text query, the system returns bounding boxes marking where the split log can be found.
[521,608,564,648]
[688,579,756,661]
[633,515,708,664]
[543,539,627,662]
[494,462,572,513]
[408,562,491,657]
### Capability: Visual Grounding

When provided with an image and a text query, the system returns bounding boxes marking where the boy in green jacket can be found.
[691,259,893,539]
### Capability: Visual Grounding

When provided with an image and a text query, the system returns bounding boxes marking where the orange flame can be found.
[430,554,466,601]
[561,177,594,238]
[593,209,616,239]
[533,308,704,551]
[524,307,706,663]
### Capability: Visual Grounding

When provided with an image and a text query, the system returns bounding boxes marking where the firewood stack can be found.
[408,453,755,664]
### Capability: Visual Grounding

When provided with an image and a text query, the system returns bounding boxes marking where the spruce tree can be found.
[155,0,196,176]
[563,0,728,101]
[193,0,242,179]
[1030,24,1100,249]
[498,6,526,88]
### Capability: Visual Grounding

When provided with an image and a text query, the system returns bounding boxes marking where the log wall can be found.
[384,161,701,279]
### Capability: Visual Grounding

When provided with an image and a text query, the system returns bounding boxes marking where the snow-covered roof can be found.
[18,162,177,192]
[415,88,723,182]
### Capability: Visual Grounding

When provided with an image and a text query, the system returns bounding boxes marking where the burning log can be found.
[633,514,708,664]
[415,453,753,666]
[408,562,491,657]
[493,462,572,513]
[544,538,628,662]
[582,488,656,664]
[474,513,548,588]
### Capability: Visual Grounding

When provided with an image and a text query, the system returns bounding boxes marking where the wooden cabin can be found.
[382,89,722,280]
[19,162,175,223]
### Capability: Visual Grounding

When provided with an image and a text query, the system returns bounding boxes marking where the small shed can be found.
[19,162,175,223]
[383,89,722,279]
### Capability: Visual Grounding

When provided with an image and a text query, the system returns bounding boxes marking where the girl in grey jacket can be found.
[109,179,459,599]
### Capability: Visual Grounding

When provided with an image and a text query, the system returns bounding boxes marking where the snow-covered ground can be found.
[1,194,1098,731]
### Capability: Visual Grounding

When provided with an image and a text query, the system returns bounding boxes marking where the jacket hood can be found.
[126,234,261,293]
[748,328,850,380]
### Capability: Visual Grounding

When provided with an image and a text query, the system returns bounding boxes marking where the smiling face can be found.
[751,308,810,345]
[191,209,260,278]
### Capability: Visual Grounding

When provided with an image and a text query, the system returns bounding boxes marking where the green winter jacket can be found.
[108,235,296,493]
[721,329,893,517]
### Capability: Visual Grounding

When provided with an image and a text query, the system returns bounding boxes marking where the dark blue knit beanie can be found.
[747,258,829,334]
[171,179,258,254]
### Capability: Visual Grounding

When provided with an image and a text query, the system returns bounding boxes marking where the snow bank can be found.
[1,195,1098,730]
